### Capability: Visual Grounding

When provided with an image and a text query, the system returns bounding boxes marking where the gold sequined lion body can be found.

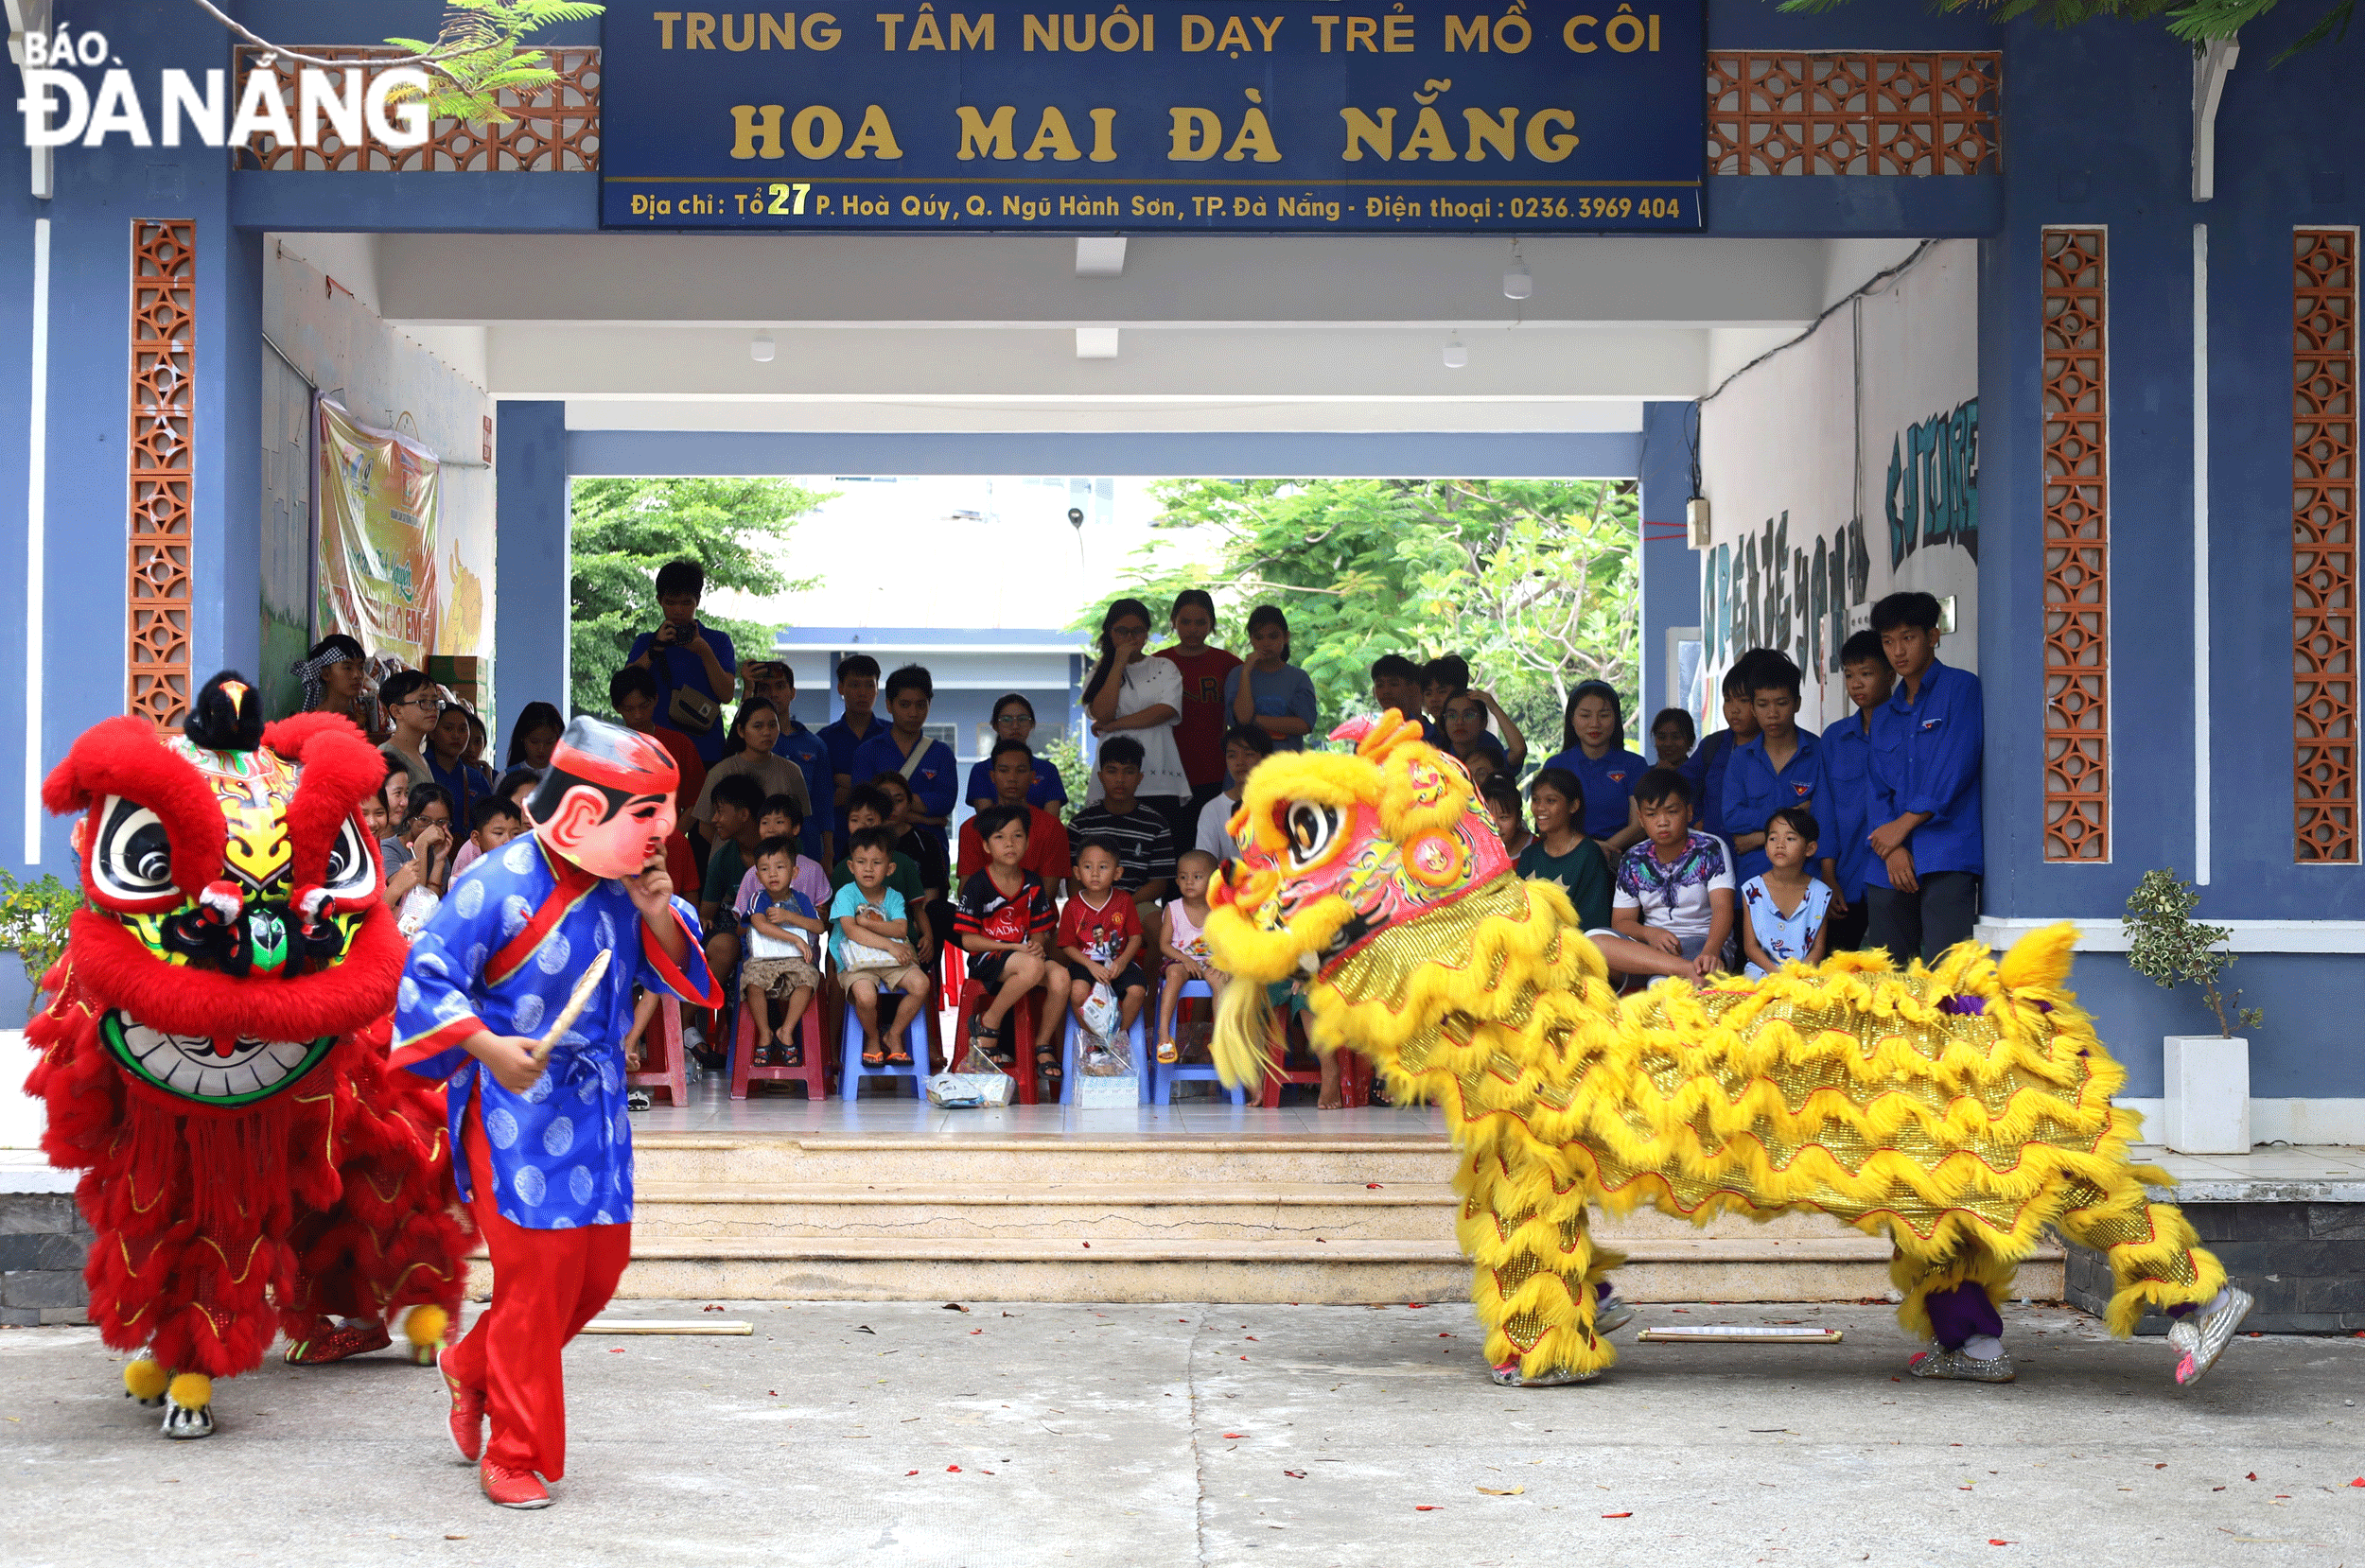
[1204,714,2223,1384]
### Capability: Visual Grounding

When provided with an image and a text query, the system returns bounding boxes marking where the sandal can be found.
[885,1048,912,1065]
[1157,1038,1179,1064]
[862,1047,885,1068]
[1038,1049,1062,1079]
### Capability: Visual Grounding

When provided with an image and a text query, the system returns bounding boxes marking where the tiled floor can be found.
[630,1076,1450,1140]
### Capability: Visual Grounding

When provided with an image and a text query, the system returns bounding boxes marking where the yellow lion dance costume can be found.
[1206,714,2251,1388]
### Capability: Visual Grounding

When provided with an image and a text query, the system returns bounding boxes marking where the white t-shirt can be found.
[1085,654,1189,803]
[1611,831,1737,955]
[1196,790,1242,864]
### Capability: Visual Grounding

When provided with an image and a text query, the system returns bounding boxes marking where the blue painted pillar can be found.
[494,400,573,728]
[1637,401,1701,730]
[192,226,265,683]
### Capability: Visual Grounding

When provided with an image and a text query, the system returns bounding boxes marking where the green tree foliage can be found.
[1076,479,1638,757]
[569,477,830,717]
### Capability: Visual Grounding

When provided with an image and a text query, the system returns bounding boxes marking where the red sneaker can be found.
[444,1369,486,1464]
[283,1321,392,1366]
[480,1461,551,1509]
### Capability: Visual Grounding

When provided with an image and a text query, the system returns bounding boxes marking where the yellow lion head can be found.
[1205,711,1515,986]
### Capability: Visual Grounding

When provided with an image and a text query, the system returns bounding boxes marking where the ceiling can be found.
[275,232,1921,435]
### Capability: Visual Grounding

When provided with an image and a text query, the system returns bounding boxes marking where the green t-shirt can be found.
[1517,835,1614,932]
[704,838,750,919]
[832,850,923,905]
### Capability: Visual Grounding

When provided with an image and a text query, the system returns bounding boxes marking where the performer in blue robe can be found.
[394,717,720,1510]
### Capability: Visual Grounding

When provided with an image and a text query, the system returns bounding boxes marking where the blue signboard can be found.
[599,3,1703,232]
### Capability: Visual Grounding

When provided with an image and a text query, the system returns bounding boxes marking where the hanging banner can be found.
[598,2,1704,233]
[315,399,445,671]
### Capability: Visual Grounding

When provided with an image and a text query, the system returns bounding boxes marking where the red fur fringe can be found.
[44,716,227,907]
[60,905,406,1050]
[26,973,472,1382]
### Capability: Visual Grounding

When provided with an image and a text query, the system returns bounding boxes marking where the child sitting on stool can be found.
[741,836,824,1066]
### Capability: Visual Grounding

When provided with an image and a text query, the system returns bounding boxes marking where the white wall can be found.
[1693,239,1979,732]
[258,242,496,715]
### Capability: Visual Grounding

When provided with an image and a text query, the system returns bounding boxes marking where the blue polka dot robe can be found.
[393,835,720,1229]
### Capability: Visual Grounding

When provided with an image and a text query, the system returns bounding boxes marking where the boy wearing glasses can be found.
[378,669,441,789]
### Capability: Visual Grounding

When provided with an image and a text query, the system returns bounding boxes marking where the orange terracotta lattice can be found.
[130,219,195,731]
[229,47,599,171]
[2295,229,2358,862]
[2041,229,2110,862]
[1707,52,2001,175]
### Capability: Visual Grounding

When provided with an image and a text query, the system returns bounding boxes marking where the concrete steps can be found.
[469,1135,2065,1304]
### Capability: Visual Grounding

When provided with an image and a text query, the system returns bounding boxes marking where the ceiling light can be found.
[1443,335,1467,370]
[1075,236,1128,277]
[1076,326,1120,358]
[1503,258,1533,300]
[750,335,776,363]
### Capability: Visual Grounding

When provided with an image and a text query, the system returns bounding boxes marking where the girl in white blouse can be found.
[1082,596,1190,843]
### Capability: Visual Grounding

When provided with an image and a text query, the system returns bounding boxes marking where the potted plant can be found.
[2123,869,2261,1155]
[0,869,82,1021]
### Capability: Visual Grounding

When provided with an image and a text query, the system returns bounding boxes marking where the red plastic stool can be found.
[1262,1008,1370,1108]
[952,979,1040,1105]
[625,995,691,1106]
[729,985,827,1101]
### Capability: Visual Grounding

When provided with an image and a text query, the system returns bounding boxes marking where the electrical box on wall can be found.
[1686,497,1711,549]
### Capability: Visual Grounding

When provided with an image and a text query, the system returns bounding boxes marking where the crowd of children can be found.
[313,563,1981,1107]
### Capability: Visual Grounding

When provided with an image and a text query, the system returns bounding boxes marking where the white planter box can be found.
[2162,1035,2251,1154]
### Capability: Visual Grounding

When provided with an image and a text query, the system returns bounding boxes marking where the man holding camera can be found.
[626,559,737,767]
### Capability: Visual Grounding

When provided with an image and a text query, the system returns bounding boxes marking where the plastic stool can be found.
[625,995,691,1106]
[952,978,1042,1105]
[729,981,827,1101]
[838,982,932,1099]
[1147,979,1248,1106]
[1262,1005,1369,1108]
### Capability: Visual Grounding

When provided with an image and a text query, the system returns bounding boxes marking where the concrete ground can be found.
[2,1301,2360,1568]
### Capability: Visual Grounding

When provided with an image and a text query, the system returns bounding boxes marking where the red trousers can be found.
[439,1094,631,1480]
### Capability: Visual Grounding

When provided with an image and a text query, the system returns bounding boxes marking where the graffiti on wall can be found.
[1887,397,1980,569]
[1701,512,1874,680]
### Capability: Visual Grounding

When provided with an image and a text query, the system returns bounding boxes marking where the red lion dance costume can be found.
[24,673,470,1438]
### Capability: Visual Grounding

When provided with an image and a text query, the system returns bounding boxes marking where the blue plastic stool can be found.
[1147,979,1248,1106]
[838,980,931,1099]
[1060,1007,1150,1105]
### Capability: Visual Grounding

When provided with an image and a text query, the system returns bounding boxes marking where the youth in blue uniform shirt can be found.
[623,561,738,767]
[1816,632,1898,935]
[1678,657,1763,840]
[741,659,836,865]
[849,665,959,858]
[1720,651,1824,883]
[819,653,885,845]
[1862,593,1985,962]
[1540,679,1648,852]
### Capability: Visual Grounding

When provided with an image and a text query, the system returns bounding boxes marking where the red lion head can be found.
[42,680,403,1114]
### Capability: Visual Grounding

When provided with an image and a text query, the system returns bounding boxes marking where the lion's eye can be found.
[322,814,377,899]
[91,796,176,901]
[1285,802,1339,866]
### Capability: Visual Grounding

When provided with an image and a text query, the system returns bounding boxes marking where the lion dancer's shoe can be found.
[1489,1281,1631,1386]
[283,1319,391,1366]
[2165,1286,2255,1385]
[1906,1281,2016,1383]
[124,1359,217,1437]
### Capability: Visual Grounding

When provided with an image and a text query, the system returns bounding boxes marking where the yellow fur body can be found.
[1207,720,2222,1381]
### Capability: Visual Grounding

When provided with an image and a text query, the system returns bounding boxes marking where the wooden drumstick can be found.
[530,949,613,1068]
